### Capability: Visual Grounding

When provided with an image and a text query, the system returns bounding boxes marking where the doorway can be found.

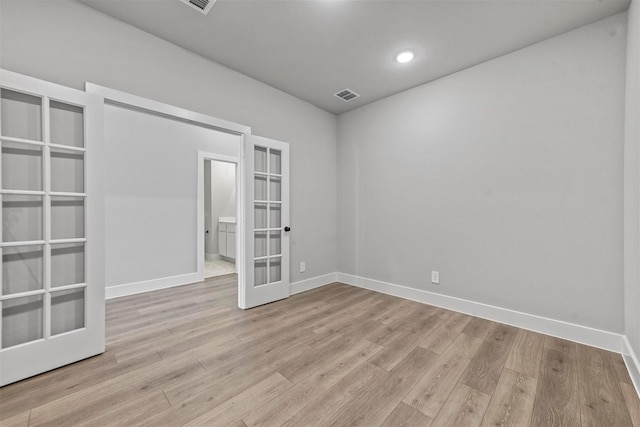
[204,159,237,278]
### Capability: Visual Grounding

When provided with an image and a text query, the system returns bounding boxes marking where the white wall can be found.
[205,160,236,256]
[338,14,627,333]
[0,0,338,284]
[624,0,640,375]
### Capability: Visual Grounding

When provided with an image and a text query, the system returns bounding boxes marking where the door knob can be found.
[284,226,291,232]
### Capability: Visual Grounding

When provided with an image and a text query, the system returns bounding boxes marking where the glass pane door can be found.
[0,88,87,350]
[0,69,102,387]
[242,135,289,309]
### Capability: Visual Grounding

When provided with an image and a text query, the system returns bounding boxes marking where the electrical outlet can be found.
[300,262,306,273]
[431,270,440,284]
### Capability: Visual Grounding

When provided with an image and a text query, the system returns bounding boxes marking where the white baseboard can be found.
[106,271,337,300]
[105,272,202,299]
[623,336,640,396]
[336,273,624,354]
[290,273,338,295]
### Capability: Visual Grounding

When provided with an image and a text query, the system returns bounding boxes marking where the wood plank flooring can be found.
[1,275,639,426]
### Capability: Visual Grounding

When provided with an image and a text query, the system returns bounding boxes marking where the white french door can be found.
[0,70,104,386]
[241,135,290,309]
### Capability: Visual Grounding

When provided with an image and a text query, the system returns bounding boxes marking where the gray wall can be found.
[104,104,240,287]
[0,0,338,284]
[337,14,627,333]
[205,160,237,256]
[625,1,640,358]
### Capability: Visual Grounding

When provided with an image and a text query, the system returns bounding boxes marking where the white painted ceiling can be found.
[78,0,630,114]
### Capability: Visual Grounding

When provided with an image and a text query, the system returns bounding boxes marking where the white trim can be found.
[106,272,336,301]
[0,289,46,301]
[49,143,85,153]
[237,135,247,308]
[336,273,624,353]
[290,273,338,295]
[0,190,46,196]
[105,273,201,300]
[622,336,640,397]
[0,240,46,247]
[85,84,250,136]
[0,136,45,146]
[1,69,89,104]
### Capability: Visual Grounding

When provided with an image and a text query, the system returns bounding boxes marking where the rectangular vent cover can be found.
[180,0,216,15]
[334,89,360,102]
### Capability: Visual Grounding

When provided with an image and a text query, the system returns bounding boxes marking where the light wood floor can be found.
[1,276,639,426]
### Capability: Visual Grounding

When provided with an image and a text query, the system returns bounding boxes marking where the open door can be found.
[0,70,104,386]
[240,135,290,309]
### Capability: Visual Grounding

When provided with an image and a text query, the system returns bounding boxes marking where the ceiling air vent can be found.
[334,89,360,102]
[179,0,216,15]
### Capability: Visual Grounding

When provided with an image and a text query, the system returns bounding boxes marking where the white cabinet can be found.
[218,225,227,257]
[218,218,236,260]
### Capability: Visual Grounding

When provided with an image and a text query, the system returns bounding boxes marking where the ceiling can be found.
[78,0,630,115]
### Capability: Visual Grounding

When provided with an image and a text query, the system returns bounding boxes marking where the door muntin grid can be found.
[253,146,283,287]
[0,88,87,349]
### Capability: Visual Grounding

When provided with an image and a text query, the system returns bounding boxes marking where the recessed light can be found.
[396,51,415,63]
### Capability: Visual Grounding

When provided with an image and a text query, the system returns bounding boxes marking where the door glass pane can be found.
[0,89,42,141]
[269,258,281,283]
[2,195,43,242]
[51,288,85,336]
[269,149,281,174]
[269,176,281,201]
[51,149,84,193]
[50,101,84,148]
[2,294,43,349]
[254,146,267,173]
[254,203,267,229]
[2,245,43,295]
[254,232,267,258]
[254,174,267,201]
[2,141,42,191]
[269,204,281,229]
[51,196,84,239]
[51,243,84,287]
[269,231,281,255]
[254,260,267,286]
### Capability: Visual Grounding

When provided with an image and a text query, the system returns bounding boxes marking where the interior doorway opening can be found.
[204,159,237,278]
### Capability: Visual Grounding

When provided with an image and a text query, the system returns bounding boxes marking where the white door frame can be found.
[85,84,251,304]
[197,151,243,284]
